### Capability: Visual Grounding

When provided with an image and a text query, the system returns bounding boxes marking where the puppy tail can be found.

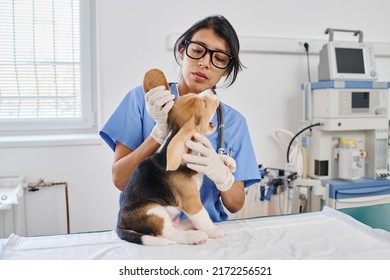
[117,227,143,245]
[117,227,176,246]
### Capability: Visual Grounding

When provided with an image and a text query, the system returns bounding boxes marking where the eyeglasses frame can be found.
[184,40,233,70]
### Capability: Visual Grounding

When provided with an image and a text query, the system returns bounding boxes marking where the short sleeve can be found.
[99,85,155,151]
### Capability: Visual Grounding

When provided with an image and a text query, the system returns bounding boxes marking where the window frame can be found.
[0,0,98,139]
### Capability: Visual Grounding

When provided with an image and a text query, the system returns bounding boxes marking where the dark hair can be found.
[174,15,243,87]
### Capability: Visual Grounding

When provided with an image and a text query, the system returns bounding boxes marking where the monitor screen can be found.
[351,91,369,109]
[335,48,365,74]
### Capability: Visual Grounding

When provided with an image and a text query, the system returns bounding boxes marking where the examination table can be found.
[0,206,389,260]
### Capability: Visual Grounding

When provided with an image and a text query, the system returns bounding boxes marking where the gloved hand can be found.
[218,154,236,173]
[145,85,175,144]
[182,133,235,192]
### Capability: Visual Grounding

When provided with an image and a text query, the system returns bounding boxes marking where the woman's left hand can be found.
[182,133,235,192]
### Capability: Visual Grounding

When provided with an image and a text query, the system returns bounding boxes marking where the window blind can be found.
[0,0,86,126]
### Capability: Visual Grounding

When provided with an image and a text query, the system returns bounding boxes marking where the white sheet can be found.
[1,207,389,260]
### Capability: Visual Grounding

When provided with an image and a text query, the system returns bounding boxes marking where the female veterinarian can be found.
[100,15,260,222]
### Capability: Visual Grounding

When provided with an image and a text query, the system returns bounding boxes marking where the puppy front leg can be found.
[186,208,226,239]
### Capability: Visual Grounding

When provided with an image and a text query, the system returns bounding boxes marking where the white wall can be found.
[1,0,390,235]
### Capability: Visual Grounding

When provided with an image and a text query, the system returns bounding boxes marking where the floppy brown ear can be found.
[166,119,195,171]
[143,68,169,93]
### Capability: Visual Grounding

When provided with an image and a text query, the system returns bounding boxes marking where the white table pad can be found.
[1,207,389,260]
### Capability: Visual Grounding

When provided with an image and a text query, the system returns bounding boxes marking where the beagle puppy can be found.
[116,69,226,245]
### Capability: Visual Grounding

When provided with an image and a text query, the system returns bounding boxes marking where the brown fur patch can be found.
[143,68,169,93]
[167,173,203,215]
[119,203,165,236]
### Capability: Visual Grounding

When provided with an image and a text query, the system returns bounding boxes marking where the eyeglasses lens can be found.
[186,42,230,69]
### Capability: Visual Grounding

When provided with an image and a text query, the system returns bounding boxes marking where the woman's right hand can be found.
[145,85,175,144]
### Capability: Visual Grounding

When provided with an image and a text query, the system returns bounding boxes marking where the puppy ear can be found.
[166,119,195,171]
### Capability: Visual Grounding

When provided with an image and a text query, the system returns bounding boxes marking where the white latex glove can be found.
[182,133,235,192]
[145,85,175,144]
[218,154,236,173]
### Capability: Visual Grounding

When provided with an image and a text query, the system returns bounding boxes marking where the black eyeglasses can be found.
[184,40,233,69]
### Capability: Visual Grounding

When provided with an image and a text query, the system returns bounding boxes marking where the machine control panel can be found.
[312,88,388,119]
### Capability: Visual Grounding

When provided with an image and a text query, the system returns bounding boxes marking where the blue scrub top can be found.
[100,83,261,222]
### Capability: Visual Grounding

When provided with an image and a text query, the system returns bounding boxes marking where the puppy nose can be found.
[200,89,218,100]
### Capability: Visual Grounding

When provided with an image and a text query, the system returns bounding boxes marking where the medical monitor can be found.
[318,41,377,81]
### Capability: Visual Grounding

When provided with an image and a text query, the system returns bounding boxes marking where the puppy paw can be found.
[206,225,226,239]
[185,230,208,245]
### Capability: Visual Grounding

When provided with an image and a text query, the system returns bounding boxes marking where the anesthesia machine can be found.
[297,28,390,211]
